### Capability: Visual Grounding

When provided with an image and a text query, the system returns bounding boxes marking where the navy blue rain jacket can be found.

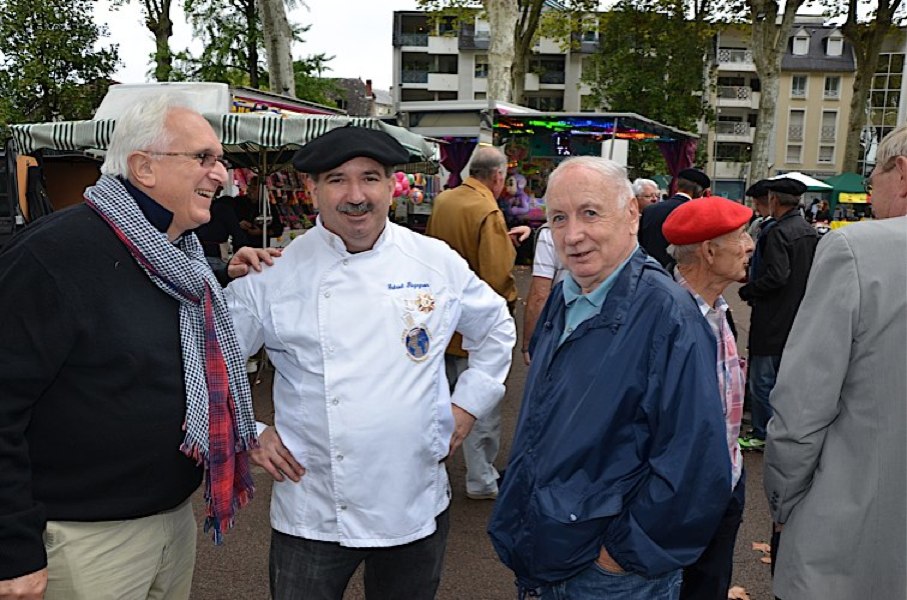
[488,249,731,589]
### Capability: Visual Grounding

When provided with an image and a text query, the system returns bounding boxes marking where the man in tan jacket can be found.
[426,146,517,500]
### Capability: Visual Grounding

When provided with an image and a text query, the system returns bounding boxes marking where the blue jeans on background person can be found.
[531,564,682,600]
[269,509,449,600]
[748,355,782,440]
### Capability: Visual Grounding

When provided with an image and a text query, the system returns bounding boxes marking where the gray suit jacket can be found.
[764,216,907,599]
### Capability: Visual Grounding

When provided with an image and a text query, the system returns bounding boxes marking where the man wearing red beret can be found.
[663,196,753,600]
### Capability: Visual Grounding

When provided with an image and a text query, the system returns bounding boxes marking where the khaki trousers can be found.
[44,499,196,600]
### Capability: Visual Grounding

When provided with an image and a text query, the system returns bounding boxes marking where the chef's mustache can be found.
[338,202,374,216]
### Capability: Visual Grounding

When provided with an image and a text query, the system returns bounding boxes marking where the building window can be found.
[827,31,843,57]
[714,143,751,162]
[475,18,490,40]
[525,94,564,111]
[474,92,486,100]
[791,75,807,98]
[818,145,834,163]
[581,16,598,42]
[786,144,802,163]
[821,110,837,143]
[824,76,841,99]
[474,55,488,78]
[400,89,434,102]
[437,91,458,101]
[788,109,805,141]
[793,32,810,56]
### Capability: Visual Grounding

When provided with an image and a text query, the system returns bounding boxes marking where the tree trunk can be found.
[748,0,805,182]
[143,0,172,81]
[841,0,901,172]
[244,0,260,88]
[258,0,296,97]
[511,0,543,106]
[485,0,519,103]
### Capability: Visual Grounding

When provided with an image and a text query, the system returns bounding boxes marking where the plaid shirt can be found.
[677,274,745,488]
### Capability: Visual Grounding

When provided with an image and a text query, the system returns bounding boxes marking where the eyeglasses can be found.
[142,151,231,170]
[863,176,872,195]
[864,156,899,194]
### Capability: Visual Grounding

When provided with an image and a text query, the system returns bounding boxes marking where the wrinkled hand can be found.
[0,568,47,600]
[228,247,282,279]
[448,405,477,458]
[250,427,305,483]
[508,225,532,246]
[595,547,625,574]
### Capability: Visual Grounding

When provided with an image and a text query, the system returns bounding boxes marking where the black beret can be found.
[677,168,711,189]
[293,126,410,174]
[764,177,808,196]
[746,179,771,198]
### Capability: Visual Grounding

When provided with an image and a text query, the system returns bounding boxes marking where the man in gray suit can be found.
[763,124,907,600]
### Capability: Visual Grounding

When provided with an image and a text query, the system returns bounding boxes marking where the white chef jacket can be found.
[225,219,515,547]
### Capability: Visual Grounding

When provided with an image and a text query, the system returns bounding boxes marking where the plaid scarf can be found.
[84,175,257,543]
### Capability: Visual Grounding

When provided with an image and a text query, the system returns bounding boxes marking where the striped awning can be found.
[10,112,436,164]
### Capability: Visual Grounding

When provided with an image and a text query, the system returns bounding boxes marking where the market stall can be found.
[9,112,437,245]
[822,171,871,227]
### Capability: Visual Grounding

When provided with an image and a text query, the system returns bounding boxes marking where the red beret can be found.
[662,196,753,245]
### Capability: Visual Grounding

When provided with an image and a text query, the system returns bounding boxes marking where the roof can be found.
[781,25,855,73]
[493,111,699,142]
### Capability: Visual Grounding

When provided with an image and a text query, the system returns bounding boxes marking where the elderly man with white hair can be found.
[663,196,754,600]
[631,177,660,214]
[489,156,731,600]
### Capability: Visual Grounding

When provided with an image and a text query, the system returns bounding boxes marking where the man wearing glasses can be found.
[764,124,907,600]
[631,177,660,214]
[0,95,271,599]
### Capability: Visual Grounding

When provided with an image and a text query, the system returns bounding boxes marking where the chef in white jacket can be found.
[225,126,516,600]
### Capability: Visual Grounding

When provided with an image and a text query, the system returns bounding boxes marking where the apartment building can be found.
[391,9,906,195]
[391,10,600,139]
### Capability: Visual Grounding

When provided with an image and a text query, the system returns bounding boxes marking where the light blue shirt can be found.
[560,245,638,345]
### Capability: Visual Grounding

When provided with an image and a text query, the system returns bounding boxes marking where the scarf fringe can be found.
[203,475,256,545]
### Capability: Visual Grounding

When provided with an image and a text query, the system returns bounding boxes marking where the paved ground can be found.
[191,265,776,599]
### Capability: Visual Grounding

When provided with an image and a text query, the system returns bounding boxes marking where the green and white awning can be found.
[10,112,436,164]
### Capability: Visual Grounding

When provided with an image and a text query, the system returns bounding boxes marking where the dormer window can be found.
[793,28,810,56]
[827,29,843,56]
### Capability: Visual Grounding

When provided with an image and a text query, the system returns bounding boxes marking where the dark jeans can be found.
[535,565,682,600]
[680,471,746,600]
[748,355,781,439]
[269,509,450,600]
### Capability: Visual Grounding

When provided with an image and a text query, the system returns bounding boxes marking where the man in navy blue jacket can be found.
[489,157,731,600]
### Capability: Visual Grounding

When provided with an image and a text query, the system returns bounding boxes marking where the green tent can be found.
[822,172,869,211]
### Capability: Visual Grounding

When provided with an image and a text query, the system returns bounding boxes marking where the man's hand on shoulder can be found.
[508,225,532,247]
[228,247,282,279]
[0,568,47,600]
[251,426,305,483]
[448,404,477,458]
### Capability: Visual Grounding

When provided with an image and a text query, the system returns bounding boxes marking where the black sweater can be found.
[0,204,203,580]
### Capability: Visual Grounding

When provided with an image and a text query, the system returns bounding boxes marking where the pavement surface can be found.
[191,265,776,599]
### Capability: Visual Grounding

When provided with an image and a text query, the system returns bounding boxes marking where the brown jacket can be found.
[426,177,516,356]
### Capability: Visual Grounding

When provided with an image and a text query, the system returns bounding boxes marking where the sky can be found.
[94,0,420,92]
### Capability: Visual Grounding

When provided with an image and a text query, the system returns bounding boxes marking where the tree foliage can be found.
[293,55,339,105]
[838,0,905,172]
[583,0,715,175]
[0,0,119,123]
[112,0,174,81]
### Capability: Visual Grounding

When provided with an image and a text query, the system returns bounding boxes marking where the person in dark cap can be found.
[223,126,516,600]
[745,179,773,276]
[638,167,711,269]
[737,176,817,452]
[663,196,753,600]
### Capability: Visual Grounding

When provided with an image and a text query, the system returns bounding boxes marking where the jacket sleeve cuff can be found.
[450,367,505,421]
[0,506,47,580]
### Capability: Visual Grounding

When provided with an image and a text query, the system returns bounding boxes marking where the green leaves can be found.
[0,0,119,124]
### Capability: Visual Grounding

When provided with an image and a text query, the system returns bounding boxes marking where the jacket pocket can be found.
[523,484,626,581]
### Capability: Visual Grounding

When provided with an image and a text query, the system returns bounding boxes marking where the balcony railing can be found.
[401,70,429,84]
[788,125,803,141]
[821,125,836,142]
[717,121,750,135]
[717,85,752,100]
[717,48,753,64]
[540,71,566,84]
[399,33,428,47]
[824,89,840,99]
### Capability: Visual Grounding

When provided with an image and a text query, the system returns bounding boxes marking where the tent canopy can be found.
[822,171,869,207]
[10,112,437,174]
[771,171,833,192]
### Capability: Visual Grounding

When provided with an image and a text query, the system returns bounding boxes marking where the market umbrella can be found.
[769,171,833,192]
[822,171,869,210]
